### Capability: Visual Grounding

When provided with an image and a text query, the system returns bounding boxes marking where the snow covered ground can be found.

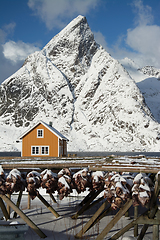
[0,190,157,240]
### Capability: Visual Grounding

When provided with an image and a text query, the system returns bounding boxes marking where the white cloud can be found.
[102,0,160,68]
[3,22,16,35]
[2,40,40,64]
[82,1,160,68]
[123,0,160,67]
[0,29,6,43]
[126,25,160,66]
[132,0,153,26]
[28,0,99,30]
[0,22,16,44]
[0,22,40,83]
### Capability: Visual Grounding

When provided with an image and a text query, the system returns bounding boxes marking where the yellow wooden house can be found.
[19,121,69,157]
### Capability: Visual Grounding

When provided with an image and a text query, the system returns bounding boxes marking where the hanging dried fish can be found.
[26,171,41,199]
[41,169,58,194]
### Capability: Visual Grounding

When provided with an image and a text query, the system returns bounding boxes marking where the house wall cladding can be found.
[22,123,59,157]
[59,139,67,156]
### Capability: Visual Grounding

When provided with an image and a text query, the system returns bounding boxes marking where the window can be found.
[31,146,49,155]
[31,146,40,155]
[41,146,49,155]
[37,129,44,138]
[32,146,36,155]
[36,146,39,154]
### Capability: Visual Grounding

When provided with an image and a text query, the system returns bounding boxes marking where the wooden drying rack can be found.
[1,157,160,239]
[0,153,160,172]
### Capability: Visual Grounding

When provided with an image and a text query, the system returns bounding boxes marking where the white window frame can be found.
[31,146,40,155]
[37,129,44,138]
[31,146,49,155]
[41,146,49,155]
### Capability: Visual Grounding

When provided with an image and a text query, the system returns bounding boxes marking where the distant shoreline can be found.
[0,151,160,157]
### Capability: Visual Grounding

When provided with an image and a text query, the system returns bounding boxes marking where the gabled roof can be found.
[18,120,69,141]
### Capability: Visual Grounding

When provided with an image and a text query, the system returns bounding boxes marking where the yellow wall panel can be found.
[22,123,59,157]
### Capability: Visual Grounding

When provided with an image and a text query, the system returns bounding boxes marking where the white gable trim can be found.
[18,121,68,141]
[41,121,68,140]
[18,121,41,140]
[58,139,59,157]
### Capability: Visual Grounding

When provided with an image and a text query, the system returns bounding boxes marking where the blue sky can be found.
[0,0,160,83]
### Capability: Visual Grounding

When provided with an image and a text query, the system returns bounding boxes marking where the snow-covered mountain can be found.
[120,58,160,124]
[0,15,160,152]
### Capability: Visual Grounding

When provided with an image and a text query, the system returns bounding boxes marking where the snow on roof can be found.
[41,121,69,141]
[18,120,69,141]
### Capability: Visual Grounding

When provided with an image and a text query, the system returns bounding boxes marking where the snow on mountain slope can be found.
[42,15,99,98]
[0,15,160,152]
[121,58,160,123]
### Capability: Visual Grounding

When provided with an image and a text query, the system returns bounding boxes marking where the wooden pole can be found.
[13,190,23,218]
[137,206,158,240]
[93,205,112,224]
[79,191,96,206]
[28,192,31,209]
[125,209,129,218]
[108,221,136,240]
[72,189,102,219]
[138,173,160,240]
[96,199,132,240]
[153,225,159,240]
[153,209,160,240]
[107,209,149,240]
[49,193,57,204]
[36,191,60,218]
[7,194,11,217]
[134,206,138,237]
[75,199,109,238]
[0,197,10,220]
[0,194,46,238]
[77,205,112,239]
[109,188,159,240]
[86,196,104,211]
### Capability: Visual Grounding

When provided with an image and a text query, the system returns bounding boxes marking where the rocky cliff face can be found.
[138,66,160,78]
[120,57,160,124]
[0,15,160,152]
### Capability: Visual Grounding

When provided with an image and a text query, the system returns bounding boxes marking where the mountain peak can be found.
[43,15,89,51]
[64,15,87,30]
[0,16,160,152]
[42,15,99,94]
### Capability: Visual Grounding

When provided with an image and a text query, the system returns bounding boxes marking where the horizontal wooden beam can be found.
[136,215,160,225]
[2,163,160,174]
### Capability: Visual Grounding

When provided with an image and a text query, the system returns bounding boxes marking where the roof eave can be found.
[18,120,69,141]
